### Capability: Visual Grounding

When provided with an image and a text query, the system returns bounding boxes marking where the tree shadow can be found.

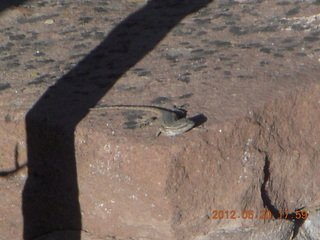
[0,0,29,13]
[22,0,212,239]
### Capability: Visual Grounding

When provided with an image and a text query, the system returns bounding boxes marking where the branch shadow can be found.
[22,0,212,239]
[0,0,29,13]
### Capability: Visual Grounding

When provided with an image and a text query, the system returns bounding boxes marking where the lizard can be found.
[90,104,195,136]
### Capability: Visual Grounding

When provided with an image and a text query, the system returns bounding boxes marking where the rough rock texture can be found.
[0,0,320,240]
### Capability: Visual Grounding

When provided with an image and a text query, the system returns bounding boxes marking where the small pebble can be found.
[44,19,54,24]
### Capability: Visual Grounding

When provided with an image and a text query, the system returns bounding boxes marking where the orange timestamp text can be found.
[211,210,308,220]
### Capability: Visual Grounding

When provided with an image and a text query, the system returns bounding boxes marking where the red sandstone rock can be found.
[1,0,320,240]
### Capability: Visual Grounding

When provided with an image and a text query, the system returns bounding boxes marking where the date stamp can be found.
[211,210,308,220]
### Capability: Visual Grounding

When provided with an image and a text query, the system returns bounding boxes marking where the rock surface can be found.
[0,0,320,240]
